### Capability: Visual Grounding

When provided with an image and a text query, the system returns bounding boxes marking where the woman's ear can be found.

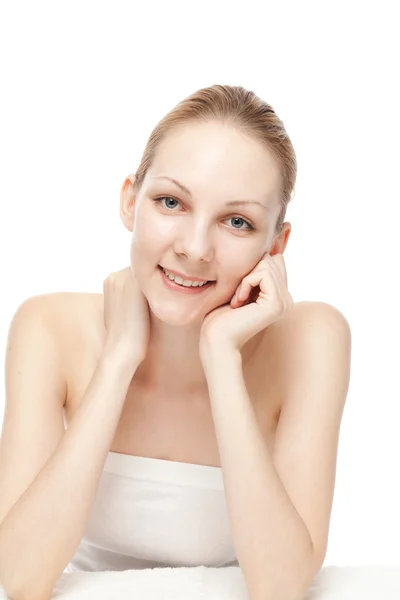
[269,222,292,255]
[120,174,138,232]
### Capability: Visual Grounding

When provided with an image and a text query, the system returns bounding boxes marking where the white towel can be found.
[1,565,399,599]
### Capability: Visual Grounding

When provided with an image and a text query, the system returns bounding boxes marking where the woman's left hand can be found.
[199,253,294,355]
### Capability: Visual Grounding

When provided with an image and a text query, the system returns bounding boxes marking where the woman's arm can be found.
[201,303,351,600]
[0,342,139,600]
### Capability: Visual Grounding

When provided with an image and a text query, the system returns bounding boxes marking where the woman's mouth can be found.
[158,265,215,294]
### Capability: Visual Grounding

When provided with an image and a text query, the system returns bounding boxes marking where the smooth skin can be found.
[0,120,351,599]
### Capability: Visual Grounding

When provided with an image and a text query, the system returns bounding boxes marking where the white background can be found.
[0,0,399,567]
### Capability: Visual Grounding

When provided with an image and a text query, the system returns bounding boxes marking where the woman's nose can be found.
[174,227,215,263]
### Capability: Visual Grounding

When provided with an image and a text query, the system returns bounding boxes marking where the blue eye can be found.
[153,196,254,231]
[156,196,180,210]
[230,217,253,230]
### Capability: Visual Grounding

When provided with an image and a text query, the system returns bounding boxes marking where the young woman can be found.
[0,85,351,600]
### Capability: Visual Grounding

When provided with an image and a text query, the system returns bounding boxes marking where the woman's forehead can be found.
[147,125,281,197]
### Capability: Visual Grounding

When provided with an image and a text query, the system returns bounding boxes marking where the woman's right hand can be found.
[102,267,150,367]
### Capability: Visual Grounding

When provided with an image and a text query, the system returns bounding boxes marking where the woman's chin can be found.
[149,302,204,328]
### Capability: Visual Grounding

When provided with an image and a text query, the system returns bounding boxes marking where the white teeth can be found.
[162,268,209,287]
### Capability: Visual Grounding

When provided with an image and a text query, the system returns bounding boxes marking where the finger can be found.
[237,275,258,302]
[238,268,272,302]
[236,255,283,304]
[253,252,271,271]
[271,254,288,286]
[261,268,293,310]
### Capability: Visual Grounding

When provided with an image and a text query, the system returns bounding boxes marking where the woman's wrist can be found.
[100,344,143,380]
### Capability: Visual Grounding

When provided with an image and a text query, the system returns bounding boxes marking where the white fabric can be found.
[66,451,238,572]
[1,566,399,599]
[2,454,398,596]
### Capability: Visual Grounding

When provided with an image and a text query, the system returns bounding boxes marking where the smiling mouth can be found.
[158,265,215,292]
[158,265,214,285]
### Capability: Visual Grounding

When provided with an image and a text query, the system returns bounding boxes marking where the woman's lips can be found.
[158,265,214,294]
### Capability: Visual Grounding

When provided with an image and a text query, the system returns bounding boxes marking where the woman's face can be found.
[124,120,285,326]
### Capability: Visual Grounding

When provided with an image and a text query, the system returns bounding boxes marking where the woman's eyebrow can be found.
[151,175,271,212]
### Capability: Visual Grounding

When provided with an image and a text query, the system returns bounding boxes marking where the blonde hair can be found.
[134,84,297,235]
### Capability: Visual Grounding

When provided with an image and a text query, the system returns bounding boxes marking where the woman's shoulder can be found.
[281,300,349,334]
[262,300,349,350]
[31,291,105,358]
[258,300,350,396]
[256,300,349,375]
[39,291,102,324]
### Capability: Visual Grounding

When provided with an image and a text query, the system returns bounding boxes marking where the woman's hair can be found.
[134,84,297,235]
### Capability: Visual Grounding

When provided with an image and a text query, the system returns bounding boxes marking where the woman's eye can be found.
[229,217,254,231]
[155,196,180,210]
[153,196,254,231]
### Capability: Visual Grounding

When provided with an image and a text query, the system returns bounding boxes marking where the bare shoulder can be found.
[258,300,351,388]
[24,291,101,326]
[22,291,104,359]
[285,299,352,363]
[263,300,351,406]
[264,300,350,343]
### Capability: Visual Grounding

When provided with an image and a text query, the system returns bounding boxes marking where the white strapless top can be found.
[64,451,238,572]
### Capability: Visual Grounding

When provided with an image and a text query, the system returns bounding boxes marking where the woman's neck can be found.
[133,311,264,398]
[134,315,209,396]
